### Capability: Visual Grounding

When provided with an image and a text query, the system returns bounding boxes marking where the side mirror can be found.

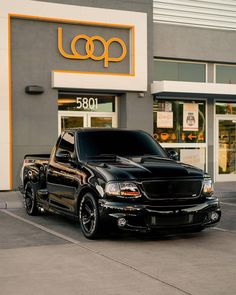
[55,150,72,163]
[167,150,179,161]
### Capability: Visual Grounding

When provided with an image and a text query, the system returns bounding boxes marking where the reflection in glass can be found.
[218,120,236,174]
[153,60,206,82]
[61,116,84,131]
[216,102,236,115]
[153,99,206,144]
[58,93,115,112]
[91,117,112,128]
[216,65,236,84]
[165,147,206,171]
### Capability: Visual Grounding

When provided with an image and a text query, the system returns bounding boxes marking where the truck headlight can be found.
[105,182,141,198]
[203,178,214,195]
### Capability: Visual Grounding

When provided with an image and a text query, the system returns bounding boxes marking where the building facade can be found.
[1,0,236,190]
[152,0,236,183]
[0,0,152,190]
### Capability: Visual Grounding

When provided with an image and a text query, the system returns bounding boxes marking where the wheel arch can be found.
[23,168,40,188]
[76,186,100,215]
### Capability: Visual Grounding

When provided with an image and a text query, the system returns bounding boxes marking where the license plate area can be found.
[150,214,194,226]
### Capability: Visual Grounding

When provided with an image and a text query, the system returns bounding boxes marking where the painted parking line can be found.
[220,202,236,207]
[0,209,192,295]
[214,227,236,233]
[215,201,236,233]
[0,209,81,245]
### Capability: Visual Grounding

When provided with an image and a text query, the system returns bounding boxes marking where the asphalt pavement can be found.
[0,184,236,295]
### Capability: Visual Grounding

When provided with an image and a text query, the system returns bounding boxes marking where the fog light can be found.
[210,211,219,222]
[118,218,127,227]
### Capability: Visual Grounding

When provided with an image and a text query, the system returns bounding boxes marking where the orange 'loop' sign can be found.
[58,27,127,68]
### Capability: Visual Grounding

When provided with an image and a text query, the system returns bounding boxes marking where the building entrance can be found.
[216,116,236,181]
[58,93,118,133]
[58,111,117,132]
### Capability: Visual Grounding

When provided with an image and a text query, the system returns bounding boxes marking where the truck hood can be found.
[88,156,203,181]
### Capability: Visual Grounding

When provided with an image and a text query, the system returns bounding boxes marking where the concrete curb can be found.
[0,200,24,209]
[216,192,236,198]
[0,191,24,209]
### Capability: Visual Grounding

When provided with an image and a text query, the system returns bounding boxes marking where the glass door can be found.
[216,116,236,181]
[58,112,117,133]
[58,94,118,133]
[88,113,117,128]
[58,112,87,133]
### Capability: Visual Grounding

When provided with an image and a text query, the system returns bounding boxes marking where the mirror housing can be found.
[55,150,72,163]
[167,150,179,161]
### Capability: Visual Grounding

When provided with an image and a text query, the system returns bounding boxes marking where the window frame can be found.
[214,63,236,84]
[153,58,208,83]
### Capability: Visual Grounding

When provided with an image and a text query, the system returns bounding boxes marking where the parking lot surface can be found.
[0,192,236,295]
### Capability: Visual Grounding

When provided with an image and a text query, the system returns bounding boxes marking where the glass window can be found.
[90,117,112,128]
[216,65,236,84]
[153,99,207,171]
[58,93,115,112]
[216,102,236,115]
[153,99,206,144]
[165,147,206,171]
[153,60,206,82]
[218,120,236,174]
[57,132,75,154]
[61,116,84,131]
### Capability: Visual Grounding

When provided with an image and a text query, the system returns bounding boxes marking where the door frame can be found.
[215,115,236,182]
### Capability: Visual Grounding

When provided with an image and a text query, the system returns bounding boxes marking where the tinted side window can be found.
[56,132,75,156]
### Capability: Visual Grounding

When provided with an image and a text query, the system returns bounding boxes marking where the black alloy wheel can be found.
[79,193,100,239]
[24,181,39,216]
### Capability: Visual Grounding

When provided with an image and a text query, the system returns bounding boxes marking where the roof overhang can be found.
[151,81,236,99]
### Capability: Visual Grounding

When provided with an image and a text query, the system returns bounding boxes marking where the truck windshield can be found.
[77,130,167,161]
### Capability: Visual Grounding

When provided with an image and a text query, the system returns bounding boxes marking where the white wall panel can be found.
[0,14,10,189]
[0,144,10,190]
[151,80,236,95]
[154,0,236,30]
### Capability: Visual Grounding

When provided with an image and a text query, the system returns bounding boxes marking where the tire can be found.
[79,193,100,239]
[24,181,39,216]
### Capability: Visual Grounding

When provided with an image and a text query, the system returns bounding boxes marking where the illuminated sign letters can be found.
[57,27,127,67]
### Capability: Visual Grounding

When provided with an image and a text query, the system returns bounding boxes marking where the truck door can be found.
[47,132,78,215]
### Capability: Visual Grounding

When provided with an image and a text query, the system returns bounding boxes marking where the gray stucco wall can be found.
[154,23,236,63]
[11,0,153,188]
[33,0,152,13]
[11,19,58,187]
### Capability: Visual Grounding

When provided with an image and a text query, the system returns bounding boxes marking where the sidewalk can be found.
[214,182,236,198]
[0,191,23,209]
[0,182,235,209]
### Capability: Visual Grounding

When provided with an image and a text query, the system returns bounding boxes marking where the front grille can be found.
[142,179,202,200]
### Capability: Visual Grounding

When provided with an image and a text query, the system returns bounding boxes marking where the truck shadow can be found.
[26,210,218,243]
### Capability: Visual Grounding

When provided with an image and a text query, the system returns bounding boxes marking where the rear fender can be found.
[23,165,44,188]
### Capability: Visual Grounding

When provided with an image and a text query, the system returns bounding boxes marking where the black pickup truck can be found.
[20,128,221,239]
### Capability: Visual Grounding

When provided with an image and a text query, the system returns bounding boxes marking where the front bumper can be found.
[98,197,221,232]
